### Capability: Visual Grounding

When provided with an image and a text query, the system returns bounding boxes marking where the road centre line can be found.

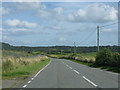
[73,69,79,74]
[82,76,98,87]
[62,61,99,88]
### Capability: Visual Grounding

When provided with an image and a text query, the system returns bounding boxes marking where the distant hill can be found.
[0,42,118,53]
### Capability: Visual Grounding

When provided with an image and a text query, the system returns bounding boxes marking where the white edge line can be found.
[31,78,34,80]
[28,81,31,84]
[23,60,51,88]
[33,60,51,78]
[82,76,98,87]
[23,85,27,88]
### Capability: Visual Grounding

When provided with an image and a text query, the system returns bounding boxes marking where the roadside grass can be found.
[3,58,50,79]
[65,58,119,73]
[48,52,119,73]
[2,50,50,79]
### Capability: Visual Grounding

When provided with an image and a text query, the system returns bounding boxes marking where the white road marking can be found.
[22,60,51,88]
[82,76,98,87]
[28,81,31,84]
[31,78,34,80]
[23,85,27,88]
[73,70,79,74]
[107,71,118,75]
[69,66,73,69]
[66,64,69,67]
[62,61,74,70]
[33,60,51,78]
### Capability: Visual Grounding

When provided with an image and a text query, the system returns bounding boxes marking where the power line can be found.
[100,22,118,28]
[78,28,96,45]
[78,21,118,46]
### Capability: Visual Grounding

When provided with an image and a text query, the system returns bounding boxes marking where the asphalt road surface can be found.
[20,58,118,88]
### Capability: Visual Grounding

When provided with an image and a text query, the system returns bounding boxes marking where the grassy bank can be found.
[2,50,50,79]
[47,53,96,63]
[47,51,119,73]
[65,58,119,73]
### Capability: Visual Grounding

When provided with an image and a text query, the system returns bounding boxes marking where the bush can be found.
[95,48,113,66]
[109,53,120,67]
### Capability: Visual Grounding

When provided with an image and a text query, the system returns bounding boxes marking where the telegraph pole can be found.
[73,42,76,55]
[97,25,100,53]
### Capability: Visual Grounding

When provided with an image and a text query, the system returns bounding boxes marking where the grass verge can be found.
[65,58,119,73]
[3,58,50,79]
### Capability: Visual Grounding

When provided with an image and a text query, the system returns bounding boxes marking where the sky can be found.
[1,1,119,46]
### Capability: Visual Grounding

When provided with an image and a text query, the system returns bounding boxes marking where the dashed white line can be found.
[28,81,31,84]
[69,66,73,69]
[66,64,69,67]
[22,60,51,88]
[82,76,98,87]
[73,69,79,74]
[31,78,34,80]
[23,85,27,88]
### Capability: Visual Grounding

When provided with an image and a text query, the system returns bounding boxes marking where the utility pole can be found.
[97,25,100,53]
[73,42,76,55]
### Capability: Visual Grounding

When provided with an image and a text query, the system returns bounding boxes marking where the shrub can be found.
[109,53,120,67]
[95,48,113,66]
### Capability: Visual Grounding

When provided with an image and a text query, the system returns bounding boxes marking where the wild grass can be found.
[48,52,96,63]
[2,50,50,79]
[47,51,119,73]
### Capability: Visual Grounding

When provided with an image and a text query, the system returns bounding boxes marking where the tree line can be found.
[0,42,119,54]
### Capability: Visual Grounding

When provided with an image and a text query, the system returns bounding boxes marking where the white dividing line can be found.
[23,85,27,88]
[28,81,31,84]
[82,76,98,87]
[69,66,73,69]
[66,64,68,67]
[62,61,73,70]
[73,69,79,74]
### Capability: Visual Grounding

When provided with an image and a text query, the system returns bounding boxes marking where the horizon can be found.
[1,42,119,47]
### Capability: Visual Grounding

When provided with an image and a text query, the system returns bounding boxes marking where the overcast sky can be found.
[1,1,118,46]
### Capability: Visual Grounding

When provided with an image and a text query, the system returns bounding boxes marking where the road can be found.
[20,58,118,89]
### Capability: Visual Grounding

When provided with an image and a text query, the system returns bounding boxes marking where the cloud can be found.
[36,5,64,20]
[44,25,64,30]
[54,7,63,15]
[15,2,45,11]
[102,28,112,32]
[1,7,10,15]
[58,37,66,42]
[4,19,37,28]
[2,28,32,36]
[37,10,51,18]
[67,3,118,23]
